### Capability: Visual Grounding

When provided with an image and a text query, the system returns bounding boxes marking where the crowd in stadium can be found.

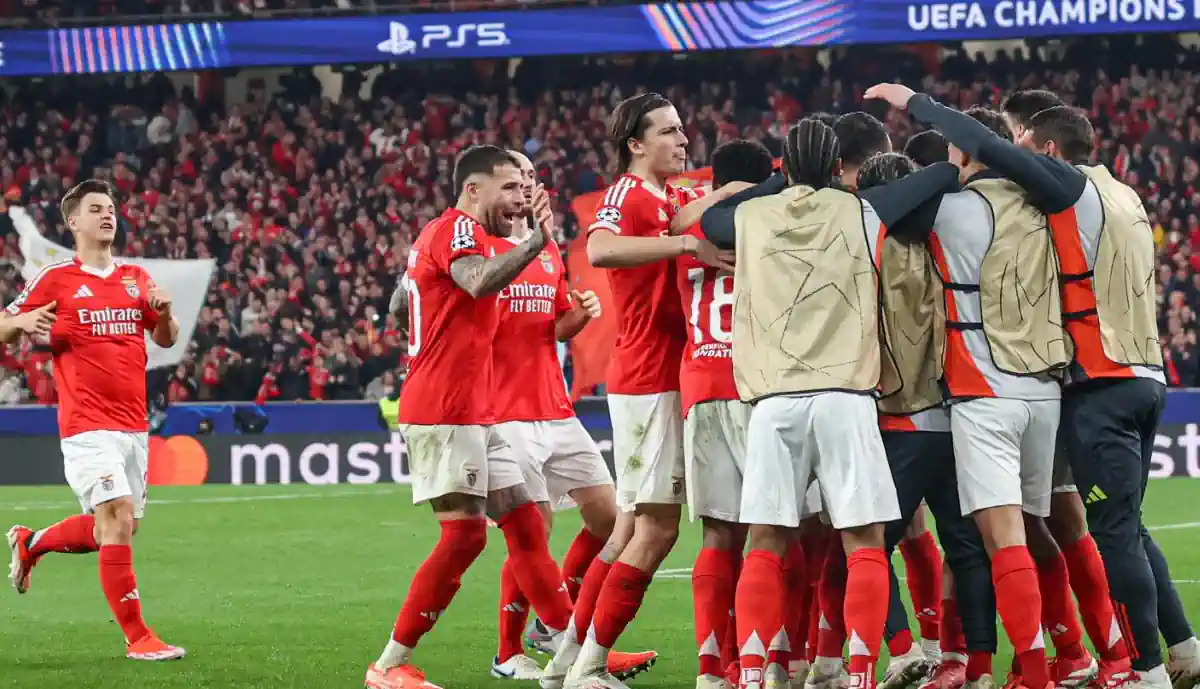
[0,34,1197,404]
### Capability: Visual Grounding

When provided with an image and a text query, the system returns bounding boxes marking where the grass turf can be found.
[0,479,1198,688]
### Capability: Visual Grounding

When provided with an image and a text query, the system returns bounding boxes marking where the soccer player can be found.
[3,179,185,661]
[670,139,775,689]
[486,150,656,682]
[701,118,961,689]
[908,90,1200,689]
[865,82,1076,689]
[539,92,733,689]
[368,146,575,689]
[903,131,949,169]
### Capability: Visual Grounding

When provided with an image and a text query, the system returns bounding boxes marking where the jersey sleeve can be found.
[554,257,572,317]
[588,180,646,237]
[431,215,487,273]
[5,265,58,316]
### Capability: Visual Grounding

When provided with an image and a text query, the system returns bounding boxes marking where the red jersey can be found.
[398,208,497,426]
[677,223,738,416]
[5,258,160,438]
[490,235,575,423]
[587,174,692,395]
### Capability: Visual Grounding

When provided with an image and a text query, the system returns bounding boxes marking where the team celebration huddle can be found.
[3,80,1199,689]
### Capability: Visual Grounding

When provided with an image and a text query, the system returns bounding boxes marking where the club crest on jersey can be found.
[595,205,622,225]
[538,250,554,273]
[121,277,139,298]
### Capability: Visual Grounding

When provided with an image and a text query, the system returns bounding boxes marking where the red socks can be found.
[777,540,806,669]
[721,550,744,668]
[562,528,606,602]
[98,544,152,644]
[736,550,786,682]
[816,535,848,658]
[497,504,573,632]
[29,514,98,557]
[1061,534,1129,663]
[694,547,736,678]
[590,561,652,649]
[900,531,943,641]
[992,546,1049,688]
[889,628,916,657]
[498,558,529,663]
[572,558,612,644]
[392,518,487,647]
[967,651,993,681]
[844,548,890,686]
[1036,550,1088,660]
[941,597,968,656]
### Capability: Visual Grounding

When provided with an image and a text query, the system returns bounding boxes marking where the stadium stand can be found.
[0,35,1198,403]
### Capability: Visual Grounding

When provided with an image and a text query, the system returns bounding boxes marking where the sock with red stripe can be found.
[992,546,1049,688]
[1036,550,1088,661]
[817,534,848,659]
[392,519,488,647]
[571,558,612,644]
[562,528,606,603]
[497,503,573,632]
[900,532,944,642]
[737,550,786,683]
[804,526,831,663]
[590,561,652,648]
[693,547,736,678]
[497,558,529,663]
[844,548,890,688]
[29,514,98,556]
[98,544,152,645]
[1061,534,1130,663]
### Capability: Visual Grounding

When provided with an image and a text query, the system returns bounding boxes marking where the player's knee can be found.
[94,498,135,545]
[700,518,742,550]
[746,524,789,556]
[632,505,681,552]
[1022,513,1061,562]
[453,520,489,560]
[1047,492,1088,546]
[486,484,533,521]
[973,505,1026,554]
[574,485,618,539]
[840,522,885,553]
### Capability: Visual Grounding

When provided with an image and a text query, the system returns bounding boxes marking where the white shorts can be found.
[400,424,524,505]
[493,418,612,511]
[741,392,900,530]
[684,399,751,522]
[801,480,825,521]
[609,391,686,512]
[950,398,1060,518]
[62,430,149,519]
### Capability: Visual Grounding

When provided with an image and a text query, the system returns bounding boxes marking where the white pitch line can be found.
[1149,521,1200,531]
[0,487,404,512]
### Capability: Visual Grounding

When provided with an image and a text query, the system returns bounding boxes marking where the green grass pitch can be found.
[0,479,1198,688]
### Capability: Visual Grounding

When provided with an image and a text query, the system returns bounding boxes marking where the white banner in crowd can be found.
[10,207,215,370]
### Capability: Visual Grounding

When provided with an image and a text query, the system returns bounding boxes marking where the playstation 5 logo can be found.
[377,22,417,56]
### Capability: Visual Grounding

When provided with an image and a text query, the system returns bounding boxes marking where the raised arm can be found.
[700,174,788,250]
[450,227,547,298]
[904,92,1086,215]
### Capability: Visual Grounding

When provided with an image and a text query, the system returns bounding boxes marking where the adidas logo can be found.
[121,589,140,602]
[420,611,441,622]
[1085,486,1108,505]
[74,285,94,299]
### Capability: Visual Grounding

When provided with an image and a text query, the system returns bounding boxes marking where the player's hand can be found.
[14,301,56,339]
[717,181,753,198]
[531,184,555,246]
[572,290,602,319]
[684,235,736,272]
[864,83,917,110]
[147,288,172,314]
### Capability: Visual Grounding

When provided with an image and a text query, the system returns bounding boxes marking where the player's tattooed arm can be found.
[448,230,547,298]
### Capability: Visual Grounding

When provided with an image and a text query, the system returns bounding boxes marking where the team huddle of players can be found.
[3,83,1199,689]
[370,80,1200,689]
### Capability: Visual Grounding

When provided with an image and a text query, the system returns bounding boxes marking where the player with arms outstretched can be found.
[368,146,576,689]
[4,179,184,661]
[540,93,733,689]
